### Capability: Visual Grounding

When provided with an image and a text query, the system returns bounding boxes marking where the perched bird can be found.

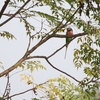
[64,27,73,58]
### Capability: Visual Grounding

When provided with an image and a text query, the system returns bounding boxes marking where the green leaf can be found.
[19,60,46,73]
[0,31,16,39]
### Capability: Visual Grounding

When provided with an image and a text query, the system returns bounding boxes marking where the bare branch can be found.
[0,0,10,19]
[26,31,87,58]
[27,56,80,83]
[45,58,80,83]
[48,37,76,59]
[7,81,48,99]
[2,74,10,99]
[31,19,44,37]
[27,56,46,59]
[48,44,65,59]
[52,32,87,38]
[0,0,30,27]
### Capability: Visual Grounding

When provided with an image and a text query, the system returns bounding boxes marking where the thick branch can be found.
[0,0,10,19]
[0,56,26,77]
[0,0,30,27]
[52,32,87,38]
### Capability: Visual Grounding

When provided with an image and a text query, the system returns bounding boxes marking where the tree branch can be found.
[0,31,87,77]
[7,81,48,99]
[2,74,10,99]
[0,30,53,77]
[0,4,85,78]
[0,0,30,27]
[52,32,87,38]
[25,33,52,57]
[27,56,80,83]
[45,58,80,83]
[48,44,65,59]
[0,29,52,77]
[0,56,26,77]
[48,37,76,59]
[0,0,10,19]
[6,88,34,99]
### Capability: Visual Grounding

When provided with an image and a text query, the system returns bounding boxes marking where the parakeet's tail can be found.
[64,46,68,59]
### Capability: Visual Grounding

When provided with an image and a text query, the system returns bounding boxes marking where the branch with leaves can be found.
[0,32,87,78]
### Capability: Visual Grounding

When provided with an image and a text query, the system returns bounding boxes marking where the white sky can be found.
[0,1,86,100]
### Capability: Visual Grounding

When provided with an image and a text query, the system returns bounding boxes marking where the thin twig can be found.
[9,69,27,77]
[20,1,41,13]
[26,36,31,52]
[31,19,44,38]
[48,44,65,59]
[2,74,10,99]
[48,37,76,59]
[26,20,44,53]
[7,80,48,99]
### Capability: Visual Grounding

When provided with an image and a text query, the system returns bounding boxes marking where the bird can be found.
[64,27,73,58]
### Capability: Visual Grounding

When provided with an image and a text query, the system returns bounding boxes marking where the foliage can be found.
[20,74,34,85]
[19,60,46,73]
[0,31,16,39]
[31,75,94,100]
[0,0,100,100]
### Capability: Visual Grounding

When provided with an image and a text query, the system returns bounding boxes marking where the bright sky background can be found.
[0,1,87,100]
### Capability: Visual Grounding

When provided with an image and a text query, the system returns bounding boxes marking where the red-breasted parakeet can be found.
[64,27,73,58]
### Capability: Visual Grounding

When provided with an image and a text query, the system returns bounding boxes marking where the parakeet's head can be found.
[67,27,73,32]
[66,27,73,36]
